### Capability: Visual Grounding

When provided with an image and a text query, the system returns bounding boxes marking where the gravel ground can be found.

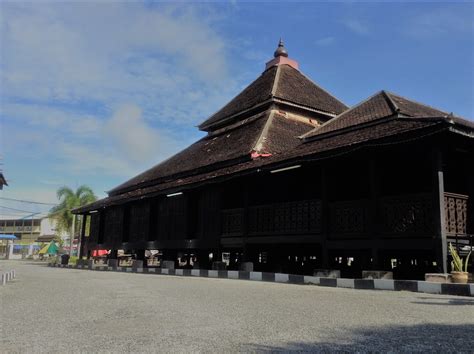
[1,261,473,353]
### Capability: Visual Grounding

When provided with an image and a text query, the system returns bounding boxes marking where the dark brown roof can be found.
[109,110,315,196]
[198,64,347,131]
[74,118,454,214]
[303,90,449,140]
[0,172,7,189]
[274,65,348,116]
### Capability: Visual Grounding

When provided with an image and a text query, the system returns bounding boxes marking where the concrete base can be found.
[239,262,254,272]
[314,269,341,278]
[362,270,393,280]
[132,260,143,270]
[107,259,118,270]
[161,260,175,270]
[425,273,452,283]
[212,261,226,270]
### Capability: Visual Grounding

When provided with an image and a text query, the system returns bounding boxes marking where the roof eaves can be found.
[198,98,274,131]
[272,97,338,118]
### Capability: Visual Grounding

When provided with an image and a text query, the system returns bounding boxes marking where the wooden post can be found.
[321,164,329,268]
[70,214,76,257]
[369,155,380,269]
[79,214,87,259]
[242,179,250,262]
[433,148,448,273]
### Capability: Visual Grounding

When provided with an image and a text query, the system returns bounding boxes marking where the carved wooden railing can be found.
[221,208,244,237]
[248,200,322,236]
[380,194,433,235]
[221,200,322,237]
[329,199,369,235]
[444,192,468,236]
[221,193,470,238]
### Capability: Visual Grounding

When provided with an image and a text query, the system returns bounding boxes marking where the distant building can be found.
[0,217,58,244]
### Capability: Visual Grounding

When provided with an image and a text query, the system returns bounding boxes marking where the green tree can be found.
[49,185,97,255]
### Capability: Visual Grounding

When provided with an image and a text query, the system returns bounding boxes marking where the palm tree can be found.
[49,185,97,256]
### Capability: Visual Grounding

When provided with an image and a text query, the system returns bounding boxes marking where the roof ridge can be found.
[300,90,386,140]
[207,111,268,137]
[271,65,282,97]
[382,90,400,114]
[252,109,275,153]
[384,90,450,117]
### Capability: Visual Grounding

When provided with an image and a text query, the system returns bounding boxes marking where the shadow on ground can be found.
[412,297,474,306]
[243,324,474,352]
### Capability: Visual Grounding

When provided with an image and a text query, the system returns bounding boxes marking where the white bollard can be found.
[5,272,10,282]
[1,273,5,285]
[11,270,15,279]
[12,269,16,278]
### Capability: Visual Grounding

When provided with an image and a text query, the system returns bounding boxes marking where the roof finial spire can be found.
[274,38,288,58]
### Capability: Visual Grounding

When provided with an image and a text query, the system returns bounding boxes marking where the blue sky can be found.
[1,1,473,216]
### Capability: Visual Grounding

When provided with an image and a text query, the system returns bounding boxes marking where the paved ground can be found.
[1,261,473,353]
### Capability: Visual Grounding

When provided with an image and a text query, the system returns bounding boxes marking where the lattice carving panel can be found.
[444,193,468,236]
[221,208,244,236]
[247,199,322,235]
[329,200,368,235]
[380,194,433,235]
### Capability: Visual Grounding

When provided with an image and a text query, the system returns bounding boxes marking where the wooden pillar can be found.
[242,180,250,262]
[368,155,380,269]
[321,164,329,268]
[432,148,448,273]
[79,214,87,259]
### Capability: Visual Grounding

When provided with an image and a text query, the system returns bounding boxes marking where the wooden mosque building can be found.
[74,41,474,279]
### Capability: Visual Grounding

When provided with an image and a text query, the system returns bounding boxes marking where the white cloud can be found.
[1,2,238,126]
[105,104,173,163]
[342,19,370,35]
[315,36,335,46]
[404,7,474,39]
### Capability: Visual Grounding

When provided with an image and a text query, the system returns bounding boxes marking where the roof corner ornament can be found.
[274,38,289,58]
[265,38,299,71]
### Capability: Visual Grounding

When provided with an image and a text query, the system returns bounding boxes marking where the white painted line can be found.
[337,278,355,288]
[304,276,320,285]
[208,270,218,278]
[250,272,262,281]
[175,269,184,276]
[418,281,442,294]
[374,279,395,291]
[275,273,289,283]
[191,269,200,276]
[161,269,169,275]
